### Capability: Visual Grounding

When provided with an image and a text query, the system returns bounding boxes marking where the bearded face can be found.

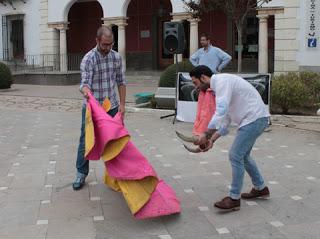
[191,76,210,92]
[198,80,210,92]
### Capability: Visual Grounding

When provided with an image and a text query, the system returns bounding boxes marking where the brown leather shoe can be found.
[241,187,270,199]
[214,197,240,211]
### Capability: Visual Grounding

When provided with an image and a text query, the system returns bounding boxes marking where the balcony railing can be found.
[0,53,85,73]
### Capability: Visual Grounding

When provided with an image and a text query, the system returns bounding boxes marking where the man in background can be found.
[190,33,232,74]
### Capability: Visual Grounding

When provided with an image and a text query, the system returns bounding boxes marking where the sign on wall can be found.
[307,0,320,48]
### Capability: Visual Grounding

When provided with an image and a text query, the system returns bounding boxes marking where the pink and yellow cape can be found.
[84,93,180,219]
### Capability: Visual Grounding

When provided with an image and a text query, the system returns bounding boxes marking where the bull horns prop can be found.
[175,131,213,153]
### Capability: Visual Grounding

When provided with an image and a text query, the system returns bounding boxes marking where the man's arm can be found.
[190,50,200,66]
[207,81,233,134]
[118,85,126,115]
[79,57,93,98]
[116,57,127,116]
[217,48,232,72]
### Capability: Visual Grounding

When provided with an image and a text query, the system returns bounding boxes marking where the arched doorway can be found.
[67,0,103,69]
[125,0,173,70]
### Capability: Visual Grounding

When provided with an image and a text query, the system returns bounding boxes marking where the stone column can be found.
[53,23,69,72]
[102,17,127,71]
[117,22,127,71]
[188,18,200,56]
[53,29,60,71]
[59,28,68,72]
[258,15,269,74]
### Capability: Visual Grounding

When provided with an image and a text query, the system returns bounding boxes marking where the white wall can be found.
[48,0,126,22]
[171,0,188,13]
[48,0,78,22]
[262,0,284,8]
[0,0,41,57]
[47,0,187,23]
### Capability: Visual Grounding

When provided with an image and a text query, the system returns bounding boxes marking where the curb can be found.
[126,106,174,114]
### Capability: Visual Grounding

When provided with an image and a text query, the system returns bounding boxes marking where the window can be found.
[2,14,24,61]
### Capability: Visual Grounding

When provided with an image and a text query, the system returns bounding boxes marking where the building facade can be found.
[0,0,319,74]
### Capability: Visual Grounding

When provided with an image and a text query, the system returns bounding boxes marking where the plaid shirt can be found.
[80,47,126,108]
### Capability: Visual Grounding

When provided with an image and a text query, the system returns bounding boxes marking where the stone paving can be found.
[0,89,320,238]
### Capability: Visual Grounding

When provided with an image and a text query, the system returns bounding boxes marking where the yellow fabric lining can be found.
[104,169,121,192]
[101,136,130,162]
[102,98,111,112]
[104,171,158,214]
[117,176,158,214]
[85,106,95,158]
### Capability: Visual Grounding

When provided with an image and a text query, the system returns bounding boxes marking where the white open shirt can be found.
[208,74,270,135]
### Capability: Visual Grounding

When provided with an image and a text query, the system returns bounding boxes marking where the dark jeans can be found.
[76,106,118,176]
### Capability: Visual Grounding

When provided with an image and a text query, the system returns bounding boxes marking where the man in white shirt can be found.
[189,65,270,211]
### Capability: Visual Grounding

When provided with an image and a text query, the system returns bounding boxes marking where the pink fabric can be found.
[193,89,216,135]
[86,94,181,219]
[85,96,129,161]
[135,180,181,219]
[106,141,157,181]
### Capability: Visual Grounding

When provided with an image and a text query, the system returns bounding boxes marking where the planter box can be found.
[154,87,176,109]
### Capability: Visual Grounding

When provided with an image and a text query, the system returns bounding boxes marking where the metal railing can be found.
[0,53,85,73]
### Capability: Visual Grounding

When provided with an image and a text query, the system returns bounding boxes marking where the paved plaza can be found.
[0,84,320,239]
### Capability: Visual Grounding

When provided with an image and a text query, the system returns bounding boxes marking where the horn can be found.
[183,144,201,153]
[175,131,197,143]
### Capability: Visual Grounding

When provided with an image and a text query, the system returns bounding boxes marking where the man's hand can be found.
[194,129,216,146]
[194,133,207,146]
[81,86,91,99]
[119,104,125,119]
[201,138,215,152]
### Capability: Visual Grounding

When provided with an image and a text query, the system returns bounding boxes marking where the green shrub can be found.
[299,71,320,104]
[272,72,309,114]
[0,62,13,89]
[159,61,194,87]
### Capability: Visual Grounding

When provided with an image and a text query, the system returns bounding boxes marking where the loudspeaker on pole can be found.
[163,22,185,55]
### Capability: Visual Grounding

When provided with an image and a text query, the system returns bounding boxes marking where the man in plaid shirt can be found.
[73,26,127,190]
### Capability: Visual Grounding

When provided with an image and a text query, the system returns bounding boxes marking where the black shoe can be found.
[72,175,86,190]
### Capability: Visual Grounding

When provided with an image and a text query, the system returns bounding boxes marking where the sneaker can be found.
[241,186,270,199]
[72,175,86,191]
[214,197,240,211]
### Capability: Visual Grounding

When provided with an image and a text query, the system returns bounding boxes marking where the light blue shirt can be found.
[190,45,232,73]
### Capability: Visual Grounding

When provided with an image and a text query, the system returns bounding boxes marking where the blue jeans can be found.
[229,117,268,199]
[76,106,118,177]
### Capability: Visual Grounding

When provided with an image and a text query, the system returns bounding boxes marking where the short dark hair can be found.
[200,33,210,40]
[189,65,213,79]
